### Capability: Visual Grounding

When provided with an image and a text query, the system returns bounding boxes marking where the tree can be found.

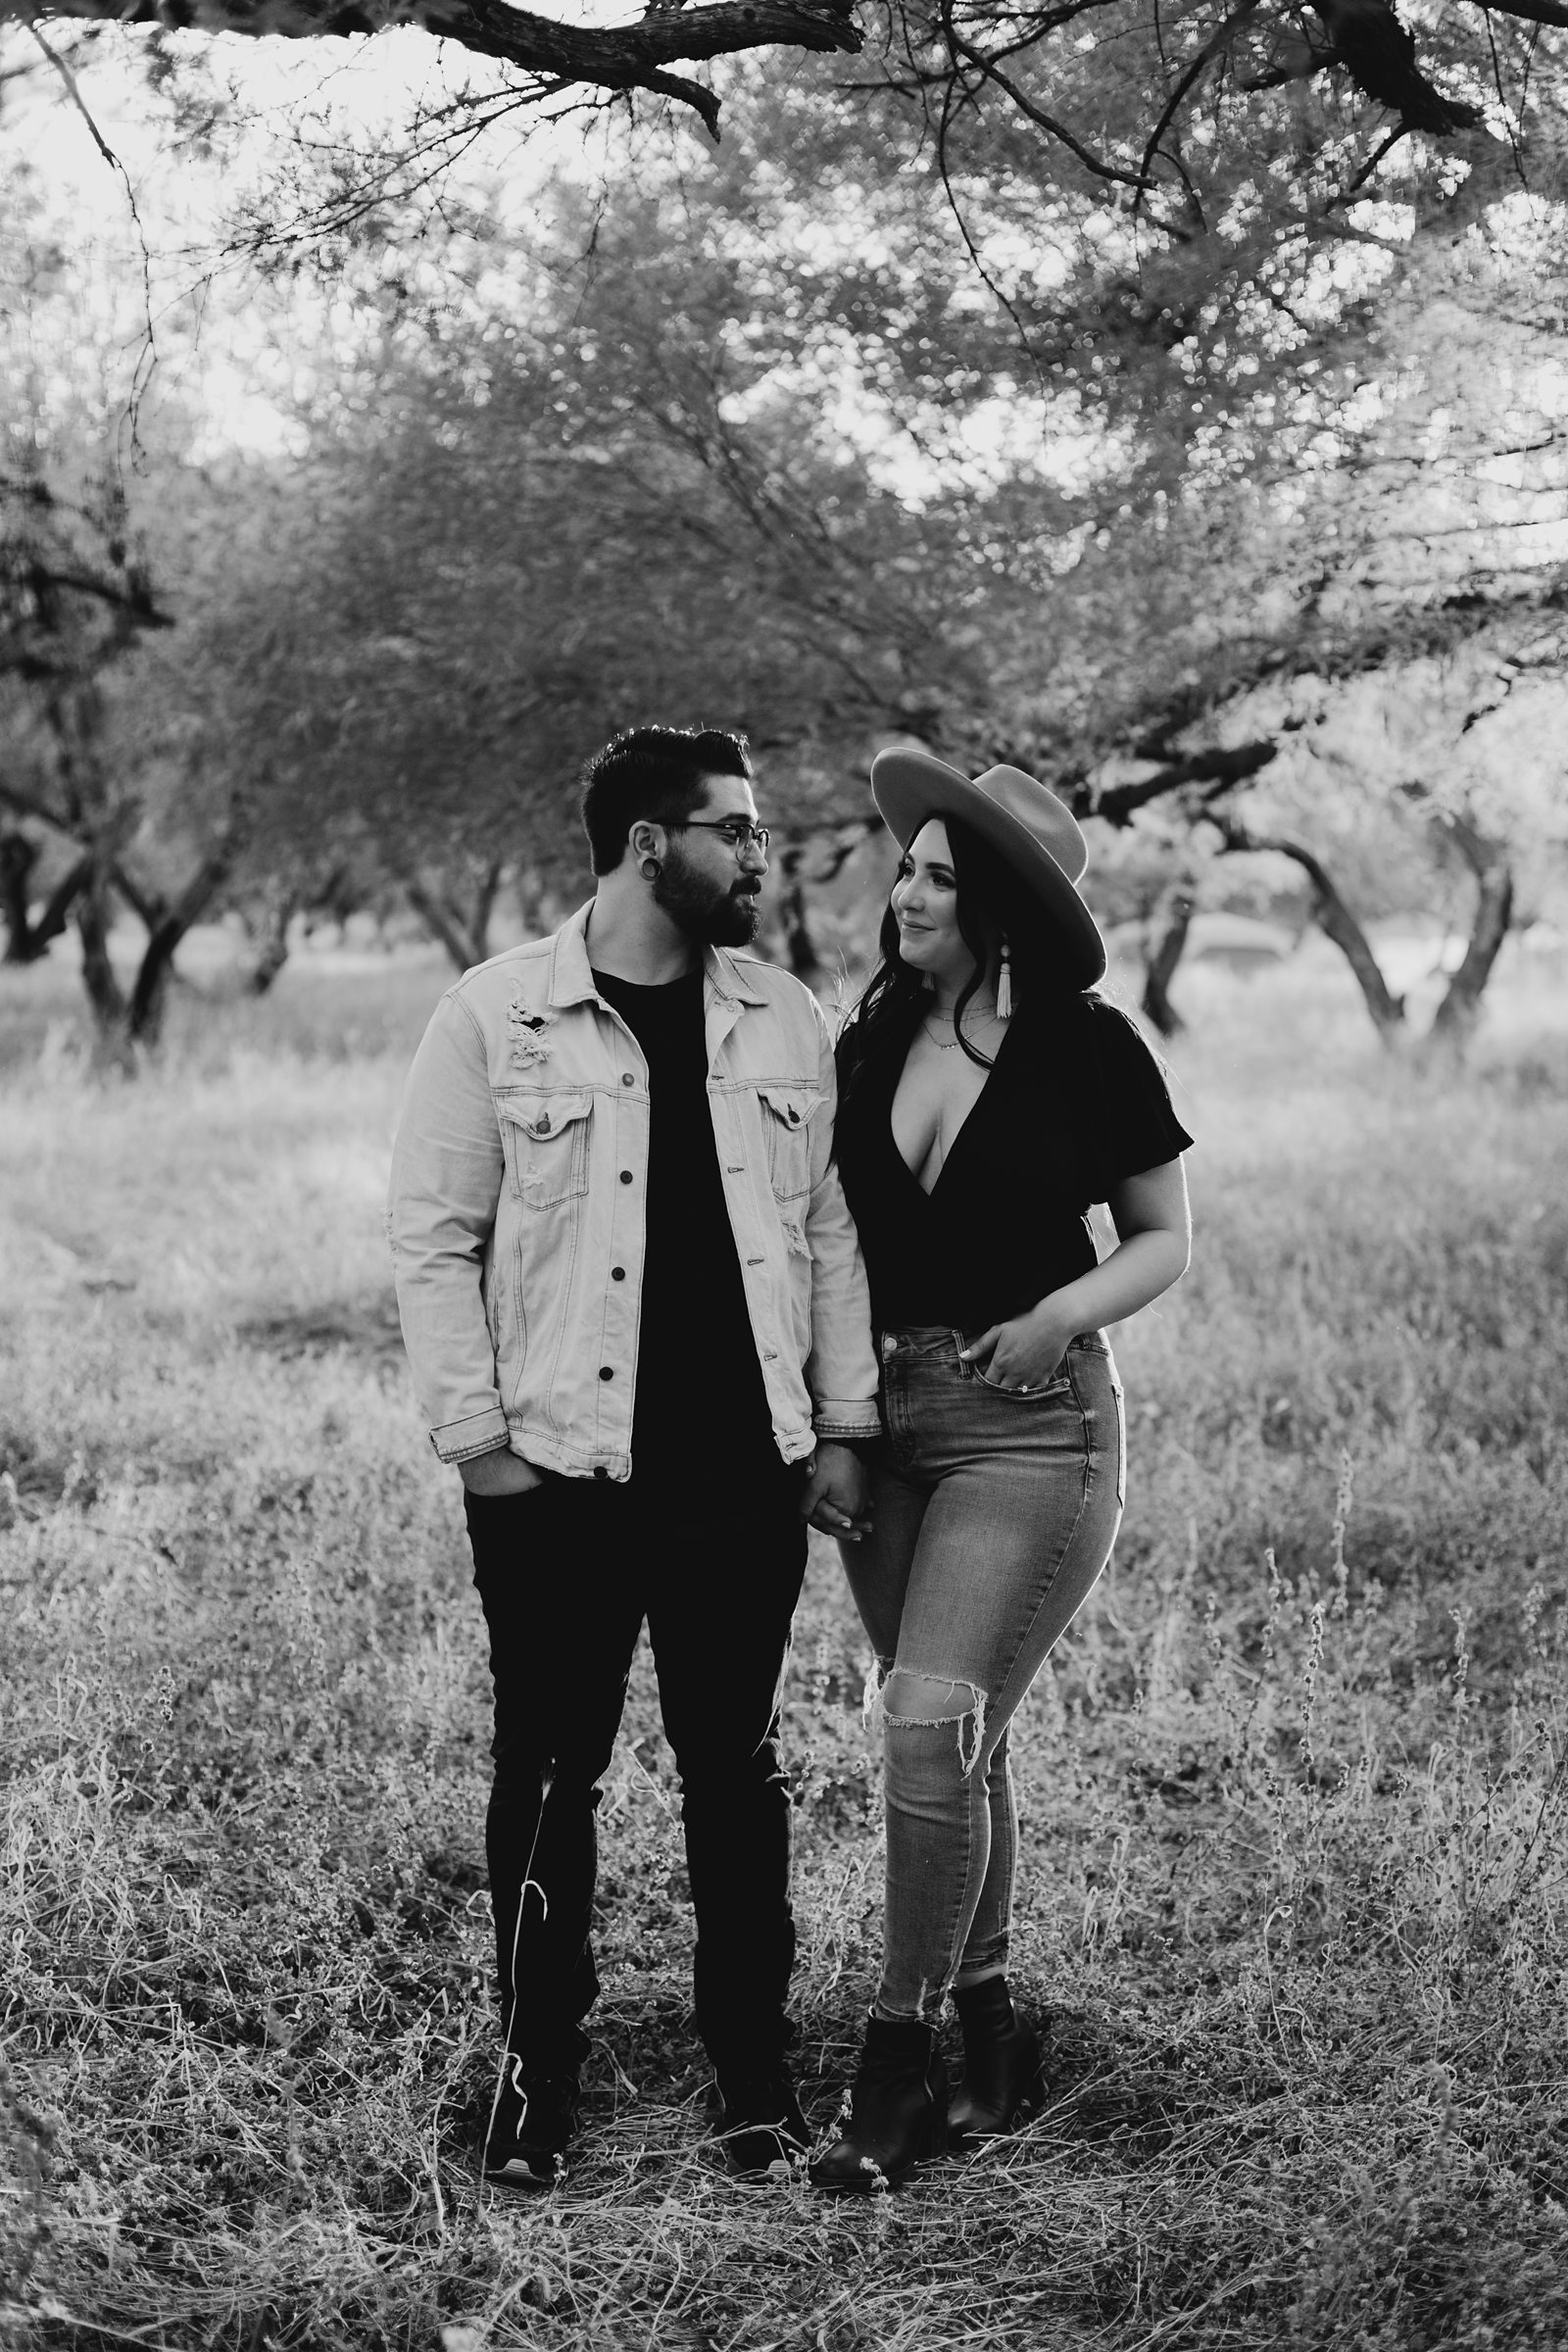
[202,207,1028,967]
[9,22,1563,1046]
[158,77,1563,1008]
[0,464,173,960]
[10,0,1560,189]
[0,459,235,1056]
[0,397,287,1056]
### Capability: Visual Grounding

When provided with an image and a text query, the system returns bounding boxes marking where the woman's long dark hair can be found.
[837,813,1091,1122]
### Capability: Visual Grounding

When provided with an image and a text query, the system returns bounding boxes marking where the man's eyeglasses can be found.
[678,819,771,858]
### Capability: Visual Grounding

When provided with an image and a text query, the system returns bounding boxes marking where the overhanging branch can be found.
[1460,0,1568,26]
[1084,739,1280,825]
[11,0,863,133]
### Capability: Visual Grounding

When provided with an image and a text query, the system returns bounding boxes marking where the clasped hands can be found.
[959,1299,1074,1395]
[799,1440,872,1542]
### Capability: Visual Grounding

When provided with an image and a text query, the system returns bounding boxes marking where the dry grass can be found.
[4,935,1568,2352]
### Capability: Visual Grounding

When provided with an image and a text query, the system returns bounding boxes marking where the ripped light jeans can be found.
[841,1326,1125,2024]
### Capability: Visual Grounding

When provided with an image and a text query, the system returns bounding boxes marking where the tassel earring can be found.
[996,940,1013,1021]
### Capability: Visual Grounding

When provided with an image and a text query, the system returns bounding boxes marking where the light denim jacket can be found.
[387,903,881,1479]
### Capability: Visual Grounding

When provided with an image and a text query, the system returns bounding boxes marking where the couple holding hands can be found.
[387,724,1192,2193]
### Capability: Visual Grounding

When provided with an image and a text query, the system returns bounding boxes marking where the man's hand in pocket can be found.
[461,1449,546,1497]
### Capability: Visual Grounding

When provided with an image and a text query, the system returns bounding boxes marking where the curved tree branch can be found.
[15,0,1545,156]
[1135,0,1260,209]
[1083,738,1279,825]
[1208,810,1407,1041]
[11,0,864,133]
[944,26,1155,185]
[1311,0,1483,130]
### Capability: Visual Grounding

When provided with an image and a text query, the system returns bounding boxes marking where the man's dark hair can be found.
[579,726,753,876]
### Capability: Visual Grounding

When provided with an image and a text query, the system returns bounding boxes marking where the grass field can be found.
[4,934,1568,2352]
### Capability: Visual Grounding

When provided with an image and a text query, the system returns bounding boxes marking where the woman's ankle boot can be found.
[947,1977,1044,2144]
[808,2016,949,2191]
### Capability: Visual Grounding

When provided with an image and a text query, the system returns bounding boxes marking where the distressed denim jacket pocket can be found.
[497,1088,594,1208]
[754,1082,815,1203]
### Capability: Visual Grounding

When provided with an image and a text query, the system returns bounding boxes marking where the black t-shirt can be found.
[592,965,773,1470]
[834,992,1194,1335]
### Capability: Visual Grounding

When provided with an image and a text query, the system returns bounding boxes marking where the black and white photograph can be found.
[2,1,1566,2344]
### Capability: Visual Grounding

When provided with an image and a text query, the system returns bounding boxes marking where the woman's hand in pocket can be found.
[461,1448,546,1496]
[960,1303,1073,1394]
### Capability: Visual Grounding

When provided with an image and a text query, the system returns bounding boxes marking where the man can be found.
[387,725,879,2187]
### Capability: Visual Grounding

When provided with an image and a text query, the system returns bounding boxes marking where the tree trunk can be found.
[65,837,240,1062]
[0,833,90,963]
[406,876,484,970]
[74,857,136,1073]
[1212,817,1405,1044]
[1141,889,1193,1038]
[248,896,295,995]
[0,832,38,961]
[123,845,240,1045]
[469,861,503,964]
[1428,824,1513,1049]
[778,846,819,980]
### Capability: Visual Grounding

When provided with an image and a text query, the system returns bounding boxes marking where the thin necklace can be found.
[922,1001,1001,1050]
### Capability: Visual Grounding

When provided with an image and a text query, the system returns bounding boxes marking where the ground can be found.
[4,934,1568,2352]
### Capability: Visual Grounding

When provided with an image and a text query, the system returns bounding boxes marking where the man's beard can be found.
[653,849,761,948]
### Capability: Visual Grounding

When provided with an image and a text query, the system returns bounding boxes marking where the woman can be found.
[809,753,1193,2192]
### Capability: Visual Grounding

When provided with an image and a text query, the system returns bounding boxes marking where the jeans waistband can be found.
[878,1325,1109,1362]
[878,1326,964,1362]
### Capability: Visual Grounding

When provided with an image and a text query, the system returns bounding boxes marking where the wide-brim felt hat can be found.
[870,748,1107,989]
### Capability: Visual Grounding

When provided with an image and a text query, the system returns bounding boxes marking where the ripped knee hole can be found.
[881,1673,990,1776]
[882,1671,986,1724]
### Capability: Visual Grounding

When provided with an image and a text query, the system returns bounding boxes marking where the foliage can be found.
[215,206,1032,950]
[0,170,255,1051]
[0,448,298,1057]
[5,40,1566,1028]
[8,0,1566,236]
[0,471,167,689]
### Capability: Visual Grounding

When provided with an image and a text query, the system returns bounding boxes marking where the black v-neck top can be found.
[834,992,1194,1334]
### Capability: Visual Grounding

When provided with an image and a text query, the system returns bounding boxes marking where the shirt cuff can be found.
[813,1404,882,1443]
[428,1406,512,1465]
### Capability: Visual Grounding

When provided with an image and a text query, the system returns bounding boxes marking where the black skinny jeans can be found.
[465,1449,808,2074]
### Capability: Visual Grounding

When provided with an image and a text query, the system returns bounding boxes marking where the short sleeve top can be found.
[834,992,1194,1335]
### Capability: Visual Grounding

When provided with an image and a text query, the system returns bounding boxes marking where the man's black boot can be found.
[481,2037,586,2190]
[947,1976,1044,2145]
[808,2016,948,2192]
[713,2057,811,2180]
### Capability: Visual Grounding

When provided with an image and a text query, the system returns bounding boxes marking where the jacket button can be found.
[621,1072,636,1087]
[619,1169,633,1184]
[536,1113,551,1134]
[612,1266,625,1281]
[599,1366,614,1381]
[594,1466,609,1480]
